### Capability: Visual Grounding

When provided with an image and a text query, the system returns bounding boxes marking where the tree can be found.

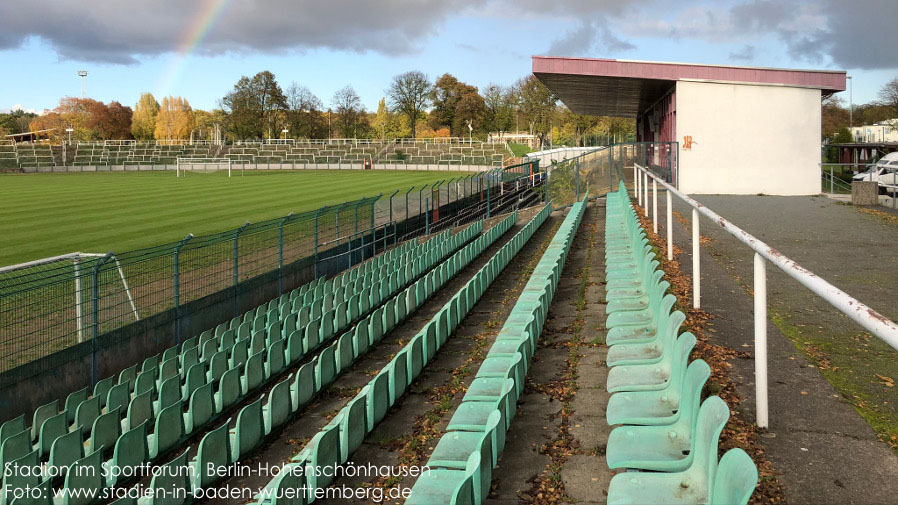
[154,96,194,140]
[428,74,486,136]
[28,113,67,142]
[515,75,557,149]
[331,86,365,138]
[833,126,853,144]
[221,71,288,140]
[131,92,159,140]
[821,95,849,140]
[878,77,898,128]
[387,71,431,139]
[285,82,323,138]
[453,92,486,138]
[373,98,410,139]
[97,101,133,140]
[483,84,514,138]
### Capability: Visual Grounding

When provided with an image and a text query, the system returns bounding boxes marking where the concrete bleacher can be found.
[3,139,511,170]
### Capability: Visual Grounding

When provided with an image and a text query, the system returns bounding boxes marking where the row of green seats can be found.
[408,198,585,504]
[0,224,481,505]
[135,209,531,505]
[603,182,758,505]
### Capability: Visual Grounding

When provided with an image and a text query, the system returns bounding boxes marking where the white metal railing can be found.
[634,163,898,429]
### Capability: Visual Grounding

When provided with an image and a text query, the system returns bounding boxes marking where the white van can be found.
[853,152,898,190]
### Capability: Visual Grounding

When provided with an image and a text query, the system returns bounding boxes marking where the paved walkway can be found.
[658,193,898,504]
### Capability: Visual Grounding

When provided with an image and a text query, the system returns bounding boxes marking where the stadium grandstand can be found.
[0,138,512,172]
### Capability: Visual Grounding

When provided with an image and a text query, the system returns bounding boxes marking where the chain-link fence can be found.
[544,142,679,207]
[0,169,538,375]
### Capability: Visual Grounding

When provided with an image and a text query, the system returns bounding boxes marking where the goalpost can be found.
[176,157,233,177]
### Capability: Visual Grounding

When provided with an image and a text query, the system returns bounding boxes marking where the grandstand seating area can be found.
[6,139,511,170]
[0,212,523,504]
[600,183,757,504]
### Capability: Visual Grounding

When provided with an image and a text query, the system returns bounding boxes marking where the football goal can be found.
[176,157,233,177]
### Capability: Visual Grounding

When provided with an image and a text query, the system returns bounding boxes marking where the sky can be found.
[0,0,896,115]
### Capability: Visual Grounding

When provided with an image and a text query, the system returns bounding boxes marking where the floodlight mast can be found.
[77,70,88,98]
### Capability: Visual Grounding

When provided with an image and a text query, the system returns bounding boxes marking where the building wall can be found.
[675,80,822,195]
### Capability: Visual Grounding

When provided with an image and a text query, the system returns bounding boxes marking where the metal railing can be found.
[634,163,898,429]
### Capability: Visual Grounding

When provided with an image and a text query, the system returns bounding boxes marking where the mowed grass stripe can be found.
[1,170,467,266]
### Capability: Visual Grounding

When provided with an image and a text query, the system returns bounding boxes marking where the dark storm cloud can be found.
[730,0,898,69]
[547,19,635,57]
[0,0,484,64]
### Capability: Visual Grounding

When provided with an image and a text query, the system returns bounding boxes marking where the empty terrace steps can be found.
[404,194,586,505]
[601,183,758,505]
[0,223,484,505]
[243,205,551,505]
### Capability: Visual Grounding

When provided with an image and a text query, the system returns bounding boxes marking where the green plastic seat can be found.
[92,377,115,409]
[137,449,190,505]
[606,281,669,328]
[37,411,66,459]
[0,428,31,474]
[297,423,340,491]
[207,350,228,386]
[388,351,409,405]
[184,382,214,435]
[49,427,83,475]
[606,333,696,393]
[365,372,390,432]
[191,420,231,493]
[181,362,205,401]
[428,410,499,502]
[104,420,148,487]
[230,398,264,462]
[291,362,315,411]
[231,338,249,368]
[353,322,370,357]
[64,388,88,425]
[405,451,477,505]
[304,319,320,353]
[60,448,103,505]
[0,416,26,448]
[255,462,307,505]
[122,390,152,433]
[266,339,286,379]
[336,331,354,373]
[324,391,367,464]
[242,351,266,395]
[315,345,337,389]
[368,308,384,343]
[155,375,182,415]
[607,311,687,367]
[134,369,156,398]
[711,449,758,505]
[179,347,199,380]
[158,356,179,386]
[606,363,711,472]
[161,345,178,363]
[2,450,40,505]
[446,379,513,456]
[407,334,425,380]
[263,378,293,435]
[606,397,731,505]
[607,360,710,427]
[31,400,58,442]
[148,401,184,459]
[606,296,677,345]
[216,366,242,413]
[88,406,121,455]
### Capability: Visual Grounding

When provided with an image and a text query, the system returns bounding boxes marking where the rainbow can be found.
[156,0,231,97]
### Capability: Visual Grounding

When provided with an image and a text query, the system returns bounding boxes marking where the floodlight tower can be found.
[77,70,88,98]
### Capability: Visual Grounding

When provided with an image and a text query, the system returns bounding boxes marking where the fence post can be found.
[692,208,700,309]
[635,158,640,204]
[233,222,250,317]
[486,172,492,218]
[278,213,293,296]
[91,251,115,387]
[74,256,84,343]
[575,159,581,201]
[425,198,431,235]
[666,189,673,261]
[405,186,413,223]
[352,200,361,268]
[643,171,649,216]
[173,233,193,346]
[388,189,399,225]
[313,207,323,278]
[754,252,769,428]
[652,179,658,234]
[370,196,379,258]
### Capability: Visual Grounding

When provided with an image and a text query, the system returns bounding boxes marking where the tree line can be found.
[0,70,636,147]
[822,77,898,143]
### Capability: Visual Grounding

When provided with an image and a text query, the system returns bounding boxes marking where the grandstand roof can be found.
[532,56,847,117]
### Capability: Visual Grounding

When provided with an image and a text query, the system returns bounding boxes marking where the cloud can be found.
[729,45,755,62]
[547,19,635,56]
[0,104,36,114]
[0,0,485,64]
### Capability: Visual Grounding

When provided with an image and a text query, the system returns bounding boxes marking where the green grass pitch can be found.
[1,170,468,266]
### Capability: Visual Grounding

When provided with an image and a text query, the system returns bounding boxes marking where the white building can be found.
[851,120,898,143]
[533,57,847,195]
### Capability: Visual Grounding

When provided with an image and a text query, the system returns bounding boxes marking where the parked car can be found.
[853,152,898,190]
